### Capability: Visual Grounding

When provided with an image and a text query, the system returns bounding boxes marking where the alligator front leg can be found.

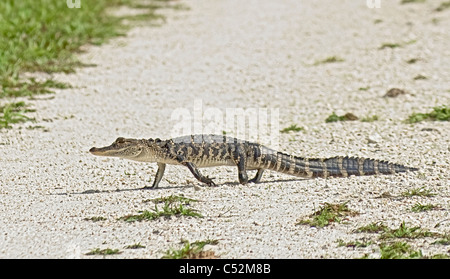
[144,162,166,189]
[183,162,216,186]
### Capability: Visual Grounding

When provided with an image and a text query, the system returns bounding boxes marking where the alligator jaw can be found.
[89,146,111,156]
[89,138,144,159]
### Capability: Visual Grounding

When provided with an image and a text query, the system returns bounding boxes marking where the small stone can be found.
[383,88,407,98]
[368,133,382,144]
[343,113,359,121]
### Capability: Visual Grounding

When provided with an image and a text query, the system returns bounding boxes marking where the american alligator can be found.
[89,134,418,188]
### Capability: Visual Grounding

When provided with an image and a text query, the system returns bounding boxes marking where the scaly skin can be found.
[89,134,418,188]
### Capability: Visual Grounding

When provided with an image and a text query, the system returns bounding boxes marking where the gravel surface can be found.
[0,0,449,258]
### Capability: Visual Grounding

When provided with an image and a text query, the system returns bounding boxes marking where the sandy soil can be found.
[0,0,449,258]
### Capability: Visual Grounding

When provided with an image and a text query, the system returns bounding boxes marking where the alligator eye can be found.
[116,137,125,144]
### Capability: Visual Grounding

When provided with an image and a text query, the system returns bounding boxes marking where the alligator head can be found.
[89,137,146,160]
[90,137,169,162]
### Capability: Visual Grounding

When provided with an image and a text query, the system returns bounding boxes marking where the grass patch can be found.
[85,248,122,256]
[355,222,389,233]
[1,78,71,98]
[0,0,173,127]
[413,74,428,80]
[379,43,401,49]
[360,115,379,122]
[83,216,107,222]
[406,58,420,64]
[432,234,450,245]
[401,186,435,197]
[428,254,450,259]
[314,56,344,65]
[144,194,198,204]
[0,101,34,129]
[280,124,303,133]
[120,204,202,222]
[406,105,450,123]
[125,243,145,249]
[379,39,417,50]
[361,241,449,259]
[401,0,426,4]
[0,0,169,86]
[436,1,450,11]
[356,221,439,239]
[337,239,373,248]
[379,242,423,259]
[296,202,358,228]
[1,0,127,95]
[411,202,439,212]
[162,239,219,259]
[325,112,358,123]
[380,222,437,240]
[352,221,448,258]
[121,194,202,222]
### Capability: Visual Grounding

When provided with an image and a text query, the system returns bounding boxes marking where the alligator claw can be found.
[204,176,216,186]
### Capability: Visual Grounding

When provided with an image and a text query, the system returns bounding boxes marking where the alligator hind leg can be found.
[231,146,248,185]
[249,169,264,183]
[183,162,216,186]
[144,162,166,189]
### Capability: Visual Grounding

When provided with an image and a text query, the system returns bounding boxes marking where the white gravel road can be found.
[0,0,449,258]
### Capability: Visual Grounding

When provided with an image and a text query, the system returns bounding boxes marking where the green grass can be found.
[361,241,449,259]
[435,1,450,11]
[0,0,170,128]
[296,202,358,228]
[379,43,402,49]
[401,0,426,4]
[1,78,71,98]
[314,56,344,65]
[83,216,107,222]
[379,242,423,259]
[0,101,34,128]
[325,112,359,123]
[356,221,439,239]
[121,194,202,222]
[337,239,373,248]
[379,39,417,50]
[411,202,439,212]
[401,186,436,197]
[144,194,199,204]
[360,115,379,122]
[413,74,428,80]
[406,58,420,64]
[280,124,303,133]
[432,234,450,245]
[0,0,168,87]
[85,248,122,256]
[355,222,389,233]
[121,204,202,222]
[1,0,129,95]
[352,221,449,258]
[162,239,219,259]
[125,243,145,249]
[379,222,437,240]
[406,105,450,123]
